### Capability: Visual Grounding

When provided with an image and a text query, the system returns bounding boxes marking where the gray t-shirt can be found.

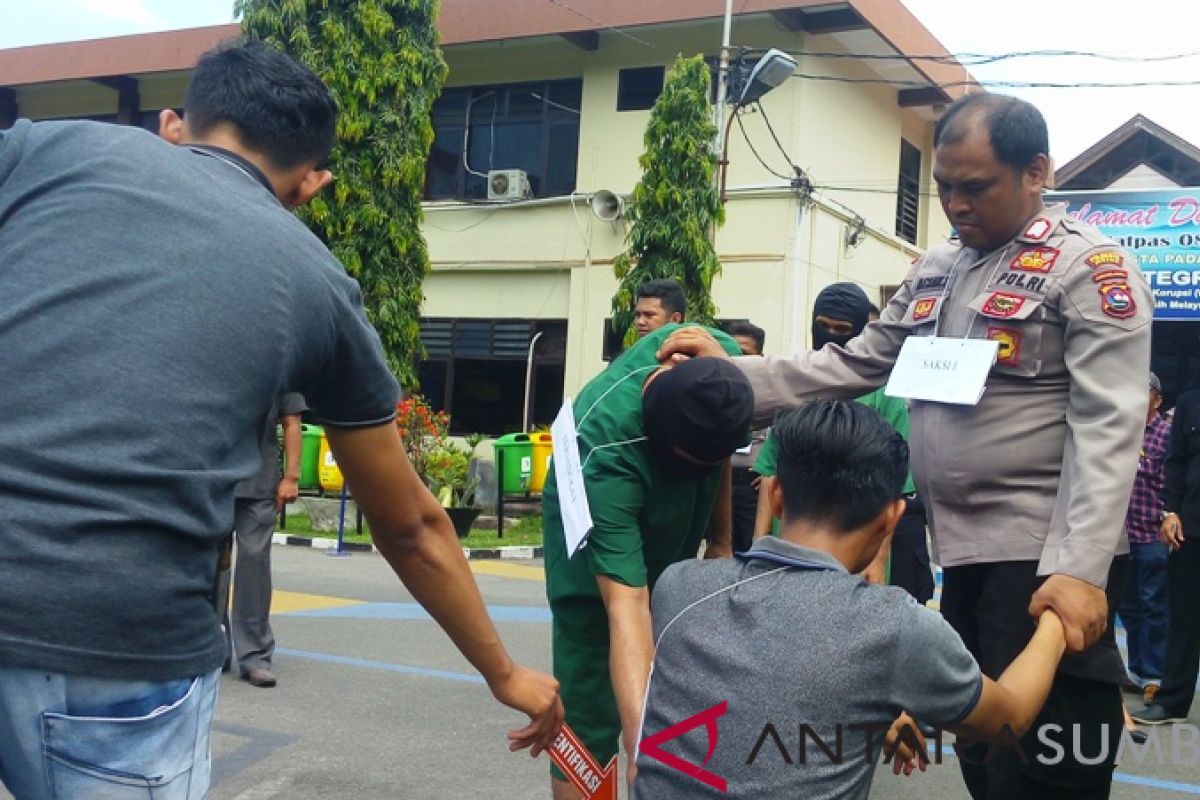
[0,120,400,680]
[633,537,982,800]
[235,392,308,500]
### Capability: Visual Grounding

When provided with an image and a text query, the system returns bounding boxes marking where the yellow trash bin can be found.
[318,433,344,493]
[529,432,553,493]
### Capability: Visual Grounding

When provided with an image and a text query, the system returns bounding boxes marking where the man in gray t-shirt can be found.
[0,40,560,800]
[634,401,1067,798]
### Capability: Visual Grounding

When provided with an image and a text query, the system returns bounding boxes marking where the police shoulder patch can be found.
[1091,268,1129,284]
[1098,281,1137,319]
[1085,251,1124,270]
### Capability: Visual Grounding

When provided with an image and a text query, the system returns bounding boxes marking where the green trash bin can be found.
[299,424,323,490]
[493,433,533,494]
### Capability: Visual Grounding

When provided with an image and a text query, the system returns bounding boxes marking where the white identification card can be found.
[884,336,999,405]
[551,398,594,558]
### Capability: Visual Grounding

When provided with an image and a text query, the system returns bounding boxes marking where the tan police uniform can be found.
[737,203,1153,588]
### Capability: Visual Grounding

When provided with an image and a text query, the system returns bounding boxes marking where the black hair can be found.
[773,400,909,531]
[933,93,1048,172]
[184,39,337,171]
[723,320,765,353]
[636,278,687,318]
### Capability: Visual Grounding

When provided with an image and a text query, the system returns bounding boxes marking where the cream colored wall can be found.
[16,72,189,119]
[424,20,936,396]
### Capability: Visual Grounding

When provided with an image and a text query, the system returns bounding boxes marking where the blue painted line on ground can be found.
[924,741,1200,795]
[275,647,486,685]
[280,602,551,623]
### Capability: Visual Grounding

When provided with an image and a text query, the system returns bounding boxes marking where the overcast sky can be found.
[2,0,1198,164]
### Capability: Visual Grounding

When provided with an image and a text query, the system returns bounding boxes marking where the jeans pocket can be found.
[42,674,208,799]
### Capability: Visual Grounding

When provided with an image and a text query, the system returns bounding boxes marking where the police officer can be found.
[660,93,1153,798]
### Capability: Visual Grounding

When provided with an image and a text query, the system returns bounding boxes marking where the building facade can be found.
[0,0,970,434]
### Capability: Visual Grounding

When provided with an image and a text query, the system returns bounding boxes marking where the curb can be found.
[271,532,542,560]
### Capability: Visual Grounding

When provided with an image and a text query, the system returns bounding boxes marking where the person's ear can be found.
[767,477,784,521]
[158,109,184,144]
[282,168,334,209]
[1024,153,1050,193]
[879,497,906,540]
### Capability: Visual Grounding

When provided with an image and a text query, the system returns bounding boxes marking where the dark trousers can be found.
[1117,541,1170,684]
[730,468,759,554]
[941,560,1127,799]
[889,495,934,604]
[1155,534,1200,716]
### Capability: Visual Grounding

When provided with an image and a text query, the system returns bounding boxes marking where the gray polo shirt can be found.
[236,392,308,500]
[633,537,982,799]
[0,120,400,680]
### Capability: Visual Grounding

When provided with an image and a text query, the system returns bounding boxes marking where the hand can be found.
[275,476,300,511]
[704,542,733,560]
[1161,513,1184,552]
[751,475,763,490]
[656,327,731,364]
[489,662,563,757]
[1028,574,1107,653]
[883,712,927,776]
[861,559,886,585]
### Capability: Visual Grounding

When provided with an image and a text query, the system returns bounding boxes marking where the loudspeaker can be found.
[590,190,624,221]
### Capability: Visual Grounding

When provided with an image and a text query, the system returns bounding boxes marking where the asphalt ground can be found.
[3,546,1198,798]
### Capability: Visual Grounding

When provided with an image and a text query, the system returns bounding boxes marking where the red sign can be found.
[548,723,618,800]
[639,701,729,792]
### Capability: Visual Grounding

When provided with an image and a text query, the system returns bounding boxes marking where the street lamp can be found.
[729,49,797,106]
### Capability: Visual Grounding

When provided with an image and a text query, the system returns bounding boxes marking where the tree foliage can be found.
[611,54,724,341]
[237,0,448,387]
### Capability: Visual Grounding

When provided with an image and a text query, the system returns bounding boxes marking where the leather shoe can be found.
[242,667,277,688]
[1130,704,1185,726]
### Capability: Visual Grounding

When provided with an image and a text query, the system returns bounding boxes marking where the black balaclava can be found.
[642,357,754,478]
[811,282,873,351]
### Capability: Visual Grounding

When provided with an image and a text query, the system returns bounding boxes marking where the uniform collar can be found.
[737,536,849,573]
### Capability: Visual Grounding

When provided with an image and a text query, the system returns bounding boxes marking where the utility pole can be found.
[713,0,733,157]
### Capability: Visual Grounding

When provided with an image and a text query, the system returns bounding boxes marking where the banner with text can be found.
[1047,189,1200,320]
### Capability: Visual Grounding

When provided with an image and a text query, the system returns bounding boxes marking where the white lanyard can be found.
[931,242,1018,339]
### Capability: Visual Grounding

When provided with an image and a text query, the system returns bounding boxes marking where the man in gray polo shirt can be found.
[634,401,1067,798]
[0,39,559,800]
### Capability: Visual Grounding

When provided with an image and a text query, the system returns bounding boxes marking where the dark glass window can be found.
[425,80,582,201]
[895,139,922,244]
[617,66,665,111]
[418,319,567,435]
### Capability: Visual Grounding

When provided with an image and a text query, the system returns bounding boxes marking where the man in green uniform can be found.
[543,323,751,798]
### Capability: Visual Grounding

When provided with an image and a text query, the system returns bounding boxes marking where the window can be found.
[895,139,922,244]
[425,80,582,201]
[417,319,567,435]
[617,66,665,111]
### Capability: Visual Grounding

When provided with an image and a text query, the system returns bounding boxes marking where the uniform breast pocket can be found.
[967,290,1047,377]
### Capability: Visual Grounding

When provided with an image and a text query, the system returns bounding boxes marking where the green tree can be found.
[611,54,724,341]
[237,0,448,387]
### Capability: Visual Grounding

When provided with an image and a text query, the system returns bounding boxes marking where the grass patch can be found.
[279,510,543,550]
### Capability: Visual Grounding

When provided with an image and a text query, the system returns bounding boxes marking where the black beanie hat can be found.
[642,357,754,476]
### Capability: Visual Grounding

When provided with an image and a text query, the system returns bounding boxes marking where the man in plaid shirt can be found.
[1119,372,1172,706]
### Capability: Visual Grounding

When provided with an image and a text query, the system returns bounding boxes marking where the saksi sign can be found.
[1047,189,1200,320]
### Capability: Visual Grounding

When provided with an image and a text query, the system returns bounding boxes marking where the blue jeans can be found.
[1118,541,1170,685]
[0,665,219,799]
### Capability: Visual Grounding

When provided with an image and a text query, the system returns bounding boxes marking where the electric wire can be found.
[735,111,793,181]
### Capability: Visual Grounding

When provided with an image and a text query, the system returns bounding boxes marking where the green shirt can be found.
[753,388,916,495]
[544,324,743,605]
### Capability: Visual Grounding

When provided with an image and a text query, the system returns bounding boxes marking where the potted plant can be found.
[395,397,482,538]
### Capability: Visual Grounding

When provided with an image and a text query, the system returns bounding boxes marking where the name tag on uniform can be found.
[885,336,999,405]
[551,398,594,558]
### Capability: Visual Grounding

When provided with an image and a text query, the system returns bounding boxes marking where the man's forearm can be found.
[608,601,655,754]
[281,415,302,481]
[705,460,733,554]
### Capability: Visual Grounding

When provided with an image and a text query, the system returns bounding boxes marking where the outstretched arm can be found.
[326,423,562,755]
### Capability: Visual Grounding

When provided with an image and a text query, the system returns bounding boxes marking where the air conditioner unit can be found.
[487,169,530,201]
